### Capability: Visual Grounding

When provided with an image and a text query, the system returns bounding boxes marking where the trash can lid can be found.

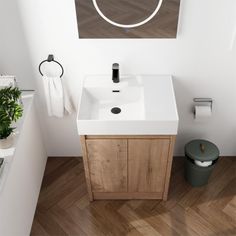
[185,139,219,161]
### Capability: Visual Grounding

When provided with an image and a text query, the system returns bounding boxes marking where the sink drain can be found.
[111,107,121,114]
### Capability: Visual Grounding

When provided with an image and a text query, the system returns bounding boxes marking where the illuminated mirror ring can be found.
[92,0,163,29]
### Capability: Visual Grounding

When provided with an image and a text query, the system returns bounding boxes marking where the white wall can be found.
[0,0,35,89]
[0,97,47,236]
[16,0,236,156]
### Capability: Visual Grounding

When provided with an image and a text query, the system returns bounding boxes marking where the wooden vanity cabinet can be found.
[85,139,127,193]
[80,135,176,201]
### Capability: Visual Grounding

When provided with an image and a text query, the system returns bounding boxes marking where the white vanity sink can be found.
[77,75,178,135]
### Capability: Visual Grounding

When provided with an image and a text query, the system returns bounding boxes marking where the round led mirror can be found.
[92,0,163,28]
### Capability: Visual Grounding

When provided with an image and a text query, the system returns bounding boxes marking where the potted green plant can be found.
[0,86,23,149]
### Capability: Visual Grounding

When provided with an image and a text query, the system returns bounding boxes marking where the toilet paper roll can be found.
[194,160,213,167]
[194,105,212,120]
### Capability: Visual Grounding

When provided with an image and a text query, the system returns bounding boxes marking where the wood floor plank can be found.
[91,201,141,236]
[31,156,236,236]
[33,212,67,236]
[175,205,217,236]
[67,205,116,236]
[43,158,83,187]
[209,178,236,210]
[50,206,86,236]
[134,203,181,236]
[195,205,236,234]
[223,196,236,221]
[154,204,200,236]
[38,166,85,212]
[118,204,162,236]
[75,193,90,210]
[30,219,50,236]
[58,182,87,209]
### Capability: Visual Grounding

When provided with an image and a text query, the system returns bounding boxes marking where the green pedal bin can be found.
[184,139,220,187]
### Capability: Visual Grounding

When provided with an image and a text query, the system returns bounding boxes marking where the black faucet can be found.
[112,63,120,83]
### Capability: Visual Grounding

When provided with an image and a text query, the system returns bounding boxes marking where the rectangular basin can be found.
[77,75,179,135]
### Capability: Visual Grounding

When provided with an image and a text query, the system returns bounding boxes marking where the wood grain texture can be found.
[163,135,176,200]
[86,135,172,139]
[86,139,128,192]
[83,135,175,200]
[31,156,236,236]
[75,0,181,38]
[93,192,163,200]
[128,138,170,193]
[80,136,93,201]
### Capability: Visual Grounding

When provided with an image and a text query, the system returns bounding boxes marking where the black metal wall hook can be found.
[39,54,64,78]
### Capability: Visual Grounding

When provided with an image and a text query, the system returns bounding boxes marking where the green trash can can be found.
[184,139,220,187]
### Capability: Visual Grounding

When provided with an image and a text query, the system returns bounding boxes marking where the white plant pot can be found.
[0,134,14,149]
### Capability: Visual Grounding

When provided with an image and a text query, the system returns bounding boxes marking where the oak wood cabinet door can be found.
[86,139,127,192]
[128,139,170,193]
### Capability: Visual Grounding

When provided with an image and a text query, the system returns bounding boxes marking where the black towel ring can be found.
[39,54,64,78]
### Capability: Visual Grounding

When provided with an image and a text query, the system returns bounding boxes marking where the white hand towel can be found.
[42,76,73,118]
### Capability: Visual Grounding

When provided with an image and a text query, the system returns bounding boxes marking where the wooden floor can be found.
[31,157,236,236]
